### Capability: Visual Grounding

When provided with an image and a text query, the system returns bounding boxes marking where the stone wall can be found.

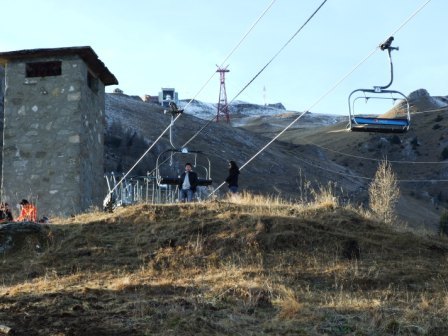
[1,55,106,217]
[0,66,4,170]
[79,62,106,212]
[0,66,4,112]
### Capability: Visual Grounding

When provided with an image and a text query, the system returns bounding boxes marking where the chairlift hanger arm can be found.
[376,36,399,91]
[167,102,184,116]
[166,102,185,149]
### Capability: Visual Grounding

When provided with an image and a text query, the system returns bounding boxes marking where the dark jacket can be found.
[0,209,13,222]
[179,171,199,192]
[226,167,240,187]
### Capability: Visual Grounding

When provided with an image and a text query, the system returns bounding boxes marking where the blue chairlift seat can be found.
[350,116,410,133]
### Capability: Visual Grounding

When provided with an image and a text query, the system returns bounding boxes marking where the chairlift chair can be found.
[348,36,411,133]
[155,148,213,188]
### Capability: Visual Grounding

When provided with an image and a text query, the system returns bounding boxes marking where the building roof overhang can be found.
[0,46,118,85]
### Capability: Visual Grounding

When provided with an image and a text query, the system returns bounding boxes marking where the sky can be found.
[2,0,447,116]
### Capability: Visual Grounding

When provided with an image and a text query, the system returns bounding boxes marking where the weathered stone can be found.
[0,47,118,217]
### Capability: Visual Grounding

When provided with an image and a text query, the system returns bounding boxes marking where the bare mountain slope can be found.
[104,93,362,200]
[235,90,448,231]
[105,90,448,231]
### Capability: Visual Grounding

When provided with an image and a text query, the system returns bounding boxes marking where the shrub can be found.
[439,211,448,236]
[434,115,443,122]
[410,137,419,149]
[440,147,448,161]
[389,135,401,145]
[368,160,400,225]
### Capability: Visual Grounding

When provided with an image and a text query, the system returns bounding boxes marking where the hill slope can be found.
[104,93,357,201]
[235,89,448,231]
[1,200,447,335]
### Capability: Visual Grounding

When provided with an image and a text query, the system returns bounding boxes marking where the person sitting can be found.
[0,202,13,223]
[16,199,37,222]
[178,163,198,202]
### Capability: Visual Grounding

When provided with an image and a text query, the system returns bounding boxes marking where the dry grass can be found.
[1,194,448,335]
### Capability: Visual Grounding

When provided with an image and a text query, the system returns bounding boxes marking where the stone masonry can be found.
[0,47,118,217]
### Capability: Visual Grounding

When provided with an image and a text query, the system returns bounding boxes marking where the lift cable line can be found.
[122,0,282,184]
[183,0,279,113]
[296,155,448,183]
[299,138,448,165]
[107,0,431,204]
[388,0,432,38]
[208,0,432,194]
[130,0,330,203]
[103,0,278,201]
[300,133,448,165]
[229,0,328,109]
[182,0,329,149]
[411,105,448,115]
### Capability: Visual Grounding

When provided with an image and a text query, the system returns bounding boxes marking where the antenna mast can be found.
[216,65,230,122]
[263,85,267,106]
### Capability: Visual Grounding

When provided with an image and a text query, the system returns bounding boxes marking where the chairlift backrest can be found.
[156,149,213,186]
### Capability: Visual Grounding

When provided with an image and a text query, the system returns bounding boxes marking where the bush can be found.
[434,115,443,122]
[441,147,448,161]
[389,135,401,145]
[439,211,448,236]
[368,160,400,225]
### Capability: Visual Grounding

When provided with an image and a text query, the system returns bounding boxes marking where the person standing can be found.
[0,202,13,222]
[226,160,240,194]
[179,163,198,202]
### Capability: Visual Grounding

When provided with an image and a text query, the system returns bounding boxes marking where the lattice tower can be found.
[216,66,230,122]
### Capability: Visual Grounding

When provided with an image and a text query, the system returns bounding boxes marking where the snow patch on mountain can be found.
[177,99,289,119]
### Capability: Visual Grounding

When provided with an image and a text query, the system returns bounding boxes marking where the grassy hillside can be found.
[1,194,447,335]
[236,102,448,232]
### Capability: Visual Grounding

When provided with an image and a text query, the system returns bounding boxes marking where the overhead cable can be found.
[183,0,328,148]
[106,0,278,196]
[211,0,433,194]
[300,138,448,165]
[296,155,448,183]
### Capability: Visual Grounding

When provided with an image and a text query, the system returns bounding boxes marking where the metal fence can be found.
[104,171,215,211]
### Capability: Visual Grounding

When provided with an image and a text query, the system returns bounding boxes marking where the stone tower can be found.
[0,47,118,217]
